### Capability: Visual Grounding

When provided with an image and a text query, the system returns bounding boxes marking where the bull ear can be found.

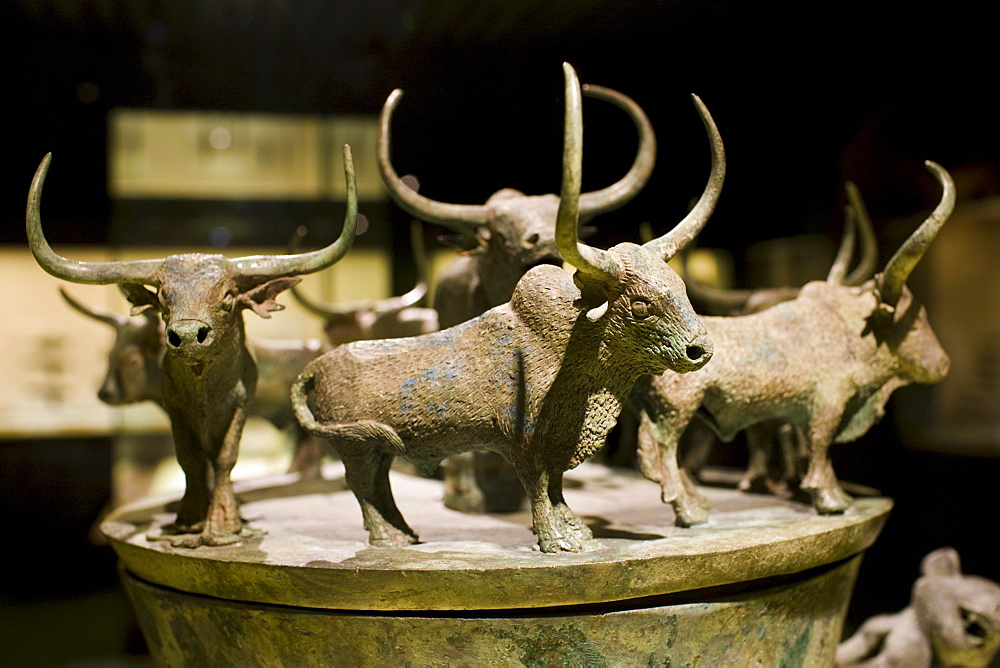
[921,547,962,577]
[120,283,160,317]
[239,277,301,319]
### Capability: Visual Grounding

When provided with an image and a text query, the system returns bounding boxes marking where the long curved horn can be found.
[577,84,656,218]
[377,90,491,231]
[58,288,127,328]
[291,221,429,318]
[827,204,858,284]
[555,63,622,286]
[843,181,877,286]
[27,154,163,285]
[642,95,725,261]
[232,144,358,278]
[380,81,656,233]
[876,160,955,309]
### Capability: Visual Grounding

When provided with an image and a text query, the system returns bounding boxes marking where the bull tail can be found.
[291,362,407,456]
[290,361,323,436]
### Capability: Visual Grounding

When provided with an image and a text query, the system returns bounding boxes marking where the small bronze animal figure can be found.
[837,548,1000,667]
[291,63,722,553]
[677,184,877,494]
[635,161,954,525]
[28,145,358,547]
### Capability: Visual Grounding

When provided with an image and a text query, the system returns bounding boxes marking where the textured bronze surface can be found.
[28,146,358,547]
[637,161,955,525]
[290,63,721,553]
[102,463,891,612]
[123,554,862,667]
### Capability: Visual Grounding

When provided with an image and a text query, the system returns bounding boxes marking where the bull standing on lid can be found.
[27,145,359,547]
[379,73,657,512]
[675,183,877,494]
[291,63,723,553]
[635,161,954,525]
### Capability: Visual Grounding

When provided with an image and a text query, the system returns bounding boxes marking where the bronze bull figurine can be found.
[291,63,723,553]
[27,145,358,547]
[635,161,954,525]
[676,183,877,494]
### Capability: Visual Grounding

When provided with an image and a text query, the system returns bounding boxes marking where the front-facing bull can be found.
[27,146,359,547]
[635,161,954,524]
[291,63,722,553]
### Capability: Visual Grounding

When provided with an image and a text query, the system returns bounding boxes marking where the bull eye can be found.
[523,233,539,248]
[220,292,236,312]
[631,299,651,320]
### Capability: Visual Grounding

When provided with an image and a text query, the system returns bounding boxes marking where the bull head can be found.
[27,145,359,364]
[59,287,164,405]
[850,160,955,384]
[378,78,657,318]
[553,63,720,374]
[290,221,433,346]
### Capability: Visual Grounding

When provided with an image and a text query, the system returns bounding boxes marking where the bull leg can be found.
[442,452,486,513]
[777,424,803,487]
[637,410,710,527]
[159,422,208,535]
[801,421,853,514]
[341,448,418,547]
[512,463,583,553]
[679,420,717,482]
[288,432,326,481]
[548,472,593,543]
[200,405,249,546]
[740,423,773,493]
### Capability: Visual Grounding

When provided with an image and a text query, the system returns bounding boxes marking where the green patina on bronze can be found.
[102,463,890,612]
[119,544,864,666]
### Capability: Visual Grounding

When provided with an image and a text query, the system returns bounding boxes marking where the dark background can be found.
[2,2,998,665]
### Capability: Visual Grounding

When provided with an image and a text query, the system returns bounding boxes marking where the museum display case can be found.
[3,2,1000,666]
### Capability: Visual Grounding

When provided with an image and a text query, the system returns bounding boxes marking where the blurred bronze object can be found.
[28,146,358,547]
[837,548,1000,667]
[291,221,438,346]
[291,63,722,553]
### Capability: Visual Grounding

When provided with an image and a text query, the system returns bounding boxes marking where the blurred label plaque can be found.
[109,109,384,201]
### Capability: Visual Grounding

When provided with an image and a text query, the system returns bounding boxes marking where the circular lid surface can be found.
[102,462,891,611]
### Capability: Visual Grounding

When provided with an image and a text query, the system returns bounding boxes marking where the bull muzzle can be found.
[685,333,713,368]
[166,319,213,353]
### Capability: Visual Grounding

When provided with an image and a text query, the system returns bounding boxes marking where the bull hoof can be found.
[673,494,712,527]
[737,473,768,494]
[369,532,419,548]
[536,534,596,554]
[555,508,593,541]
[809,485,854,514]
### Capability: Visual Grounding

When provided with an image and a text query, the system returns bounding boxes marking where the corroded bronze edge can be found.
[102,487,891,612]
